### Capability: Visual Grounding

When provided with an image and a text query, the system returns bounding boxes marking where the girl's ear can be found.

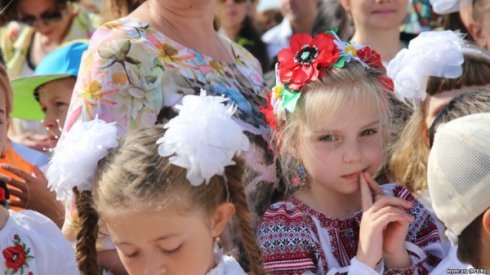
[340,0,352,12]
[468,22,487,48]
[482,208,490,236]
[211,202,236,238]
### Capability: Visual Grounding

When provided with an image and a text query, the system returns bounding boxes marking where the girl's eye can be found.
[55,102,68,108]
[319,134,338,142]
[361,129,378,137]
[162,244,182,255]
[124,250,139,259]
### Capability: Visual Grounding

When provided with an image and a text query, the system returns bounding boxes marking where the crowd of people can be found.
[0,0,489,274]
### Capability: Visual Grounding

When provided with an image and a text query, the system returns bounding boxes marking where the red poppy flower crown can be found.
[261,32,393,131]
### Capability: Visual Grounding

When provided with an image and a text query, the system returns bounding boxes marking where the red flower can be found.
[356,46,385,71]
[0,188,5,203]
[278,33,340,90]
[259,92,278,131]
[3,244,27,272]
[378,75,394,93]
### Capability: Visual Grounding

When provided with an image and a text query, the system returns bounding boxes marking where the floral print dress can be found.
[62,18,278,250]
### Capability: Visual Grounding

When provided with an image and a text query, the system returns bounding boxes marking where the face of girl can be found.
[473,9,490,49]
[104,201,235,275]
[279,0,319,23]
[296,98,384,195]
[342,0,408,30]
[218,0,250,31]
[37,77,75,149]
[18,0,72,38]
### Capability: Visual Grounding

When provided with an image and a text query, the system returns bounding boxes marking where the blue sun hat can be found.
[10,41,88,120]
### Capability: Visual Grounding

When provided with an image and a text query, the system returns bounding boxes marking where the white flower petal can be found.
[156,90,249,187]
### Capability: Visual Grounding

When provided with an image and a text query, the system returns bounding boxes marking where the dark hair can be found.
[440,13,472,41]
[237,16,270,72]
[312,0,354,41]
[0,0,78,26]
[101,0,145,23]
[458,212,484,267]
[429,88,490,147]
[426,47,490,96]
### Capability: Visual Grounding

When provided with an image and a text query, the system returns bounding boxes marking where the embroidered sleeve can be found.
[63,22,164,137]
[256,202,318,274]
[384,185,445,274]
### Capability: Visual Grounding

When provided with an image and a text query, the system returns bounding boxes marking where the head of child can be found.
[428,113,490,268]
[0,61,12,155]
[469,0,490,49]
[268,33,392,207]
[388,41,490,193]
[340,0,407,33]
[73,124,264,275]
[428,88,490,147]
[11,41,87,149]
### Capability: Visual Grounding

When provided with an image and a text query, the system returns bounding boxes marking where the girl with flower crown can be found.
[256,32,444,274]
[48,92,265,274]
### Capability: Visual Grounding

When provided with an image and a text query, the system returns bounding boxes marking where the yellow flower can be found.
[345,45,358,57]
[272,84,284,99]
[112,72,128,85]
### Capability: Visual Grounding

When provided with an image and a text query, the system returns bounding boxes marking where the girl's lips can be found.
[341,169,367,180]
[371,9,397,14]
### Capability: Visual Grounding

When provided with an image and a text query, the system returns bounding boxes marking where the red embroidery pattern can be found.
[257,184,443,274]
[3,234,34,274]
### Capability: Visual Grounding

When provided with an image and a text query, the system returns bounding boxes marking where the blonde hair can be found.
[0,64,13,117]
[75,125,265,275]
[275,62,391,193]
[388,49,490,193]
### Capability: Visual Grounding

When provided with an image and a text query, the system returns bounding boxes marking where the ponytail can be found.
[225,159,266,275]
[74,187,101,275]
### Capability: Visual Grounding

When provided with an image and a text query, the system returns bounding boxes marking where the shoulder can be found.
[86,18,153,49]
[257,201,319,273]
[257,200,315,248]
[8,210,72,249]
[260,200,308,225]
[223,36,262,73]
[0,210,77,273]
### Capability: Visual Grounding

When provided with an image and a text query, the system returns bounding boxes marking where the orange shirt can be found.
[0,143,37,210]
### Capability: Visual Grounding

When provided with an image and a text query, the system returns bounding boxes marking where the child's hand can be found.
[362,173,413,269]
[356,172,413,269]
[0,164,64,227]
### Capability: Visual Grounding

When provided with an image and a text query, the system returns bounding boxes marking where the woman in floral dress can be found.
[60,0,277,273]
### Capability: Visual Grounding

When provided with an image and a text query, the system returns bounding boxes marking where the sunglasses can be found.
[19,10,64,26]
[219,0,248,4]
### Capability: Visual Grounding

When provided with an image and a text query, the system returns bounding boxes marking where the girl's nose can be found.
[343,140,362,163]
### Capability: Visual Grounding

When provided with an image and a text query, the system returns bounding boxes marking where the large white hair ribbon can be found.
[47,118,119,202]
[387,30,465,105]
[157,90,250,186]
